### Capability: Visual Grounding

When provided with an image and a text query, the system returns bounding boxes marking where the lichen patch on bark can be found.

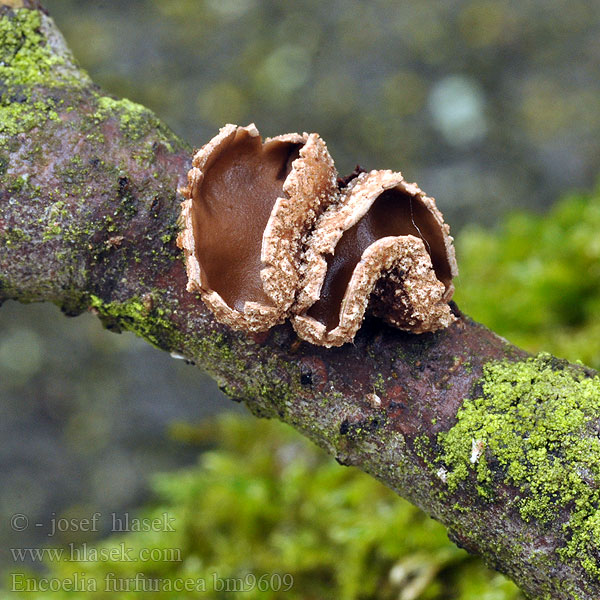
[439,354,600,576]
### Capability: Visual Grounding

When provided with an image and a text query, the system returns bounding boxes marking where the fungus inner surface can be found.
[306,187,452,330]
[192,129,302,311]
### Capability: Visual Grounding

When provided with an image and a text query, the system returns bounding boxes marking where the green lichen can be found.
[0,9,79,141]
[0,10,49,85]
[56,155,88,187]
[39,199,70,240]
[243,355,299,413]
[0,98,59,139]
[96,96,147,140]
[94,96,174,149]
[373,371,386,394]
[2,226,30,247]
[89,293,178,350]
[6,173,27,193]
[42,221,61,241]
[439,354,600,575]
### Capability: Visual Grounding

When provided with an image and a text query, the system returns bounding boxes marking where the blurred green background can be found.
[2,0,600,597]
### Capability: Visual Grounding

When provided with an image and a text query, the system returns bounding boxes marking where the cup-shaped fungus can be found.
[178,125,458,346]
[178,123,337,332]
[292,170,458,346]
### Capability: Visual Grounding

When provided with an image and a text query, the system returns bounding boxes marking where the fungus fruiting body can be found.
[293,170,457,345]
[178,123,458,347]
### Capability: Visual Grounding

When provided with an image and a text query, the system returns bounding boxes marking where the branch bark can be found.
[1,4,599,598]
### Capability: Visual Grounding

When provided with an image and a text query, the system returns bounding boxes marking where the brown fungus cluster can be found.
[178,124,458,347]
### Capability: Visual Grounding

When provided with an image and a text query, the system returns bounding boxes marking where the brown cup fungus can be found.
[178,124,458,346]
[178,123,336,332]
[293,170,458,346]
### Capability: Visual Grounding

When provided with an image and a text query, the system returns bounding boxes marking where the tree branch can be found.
[1,4,599,598]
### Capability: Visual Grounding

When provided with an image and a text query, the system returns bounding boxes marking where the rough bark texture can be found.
[2,4,600,598]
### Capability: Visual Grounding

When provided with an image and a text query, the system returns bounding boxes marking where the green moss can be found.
[439,354,600,575]
[455,185,600,370]
[11,414,523,600]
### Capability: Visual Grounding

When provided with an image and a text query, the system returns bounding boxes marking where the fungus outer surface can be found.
[179,126,457,345]
[179,124,309,331]
[294,235,453,347]
[293,170,457,345]
[261,132,338,312]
